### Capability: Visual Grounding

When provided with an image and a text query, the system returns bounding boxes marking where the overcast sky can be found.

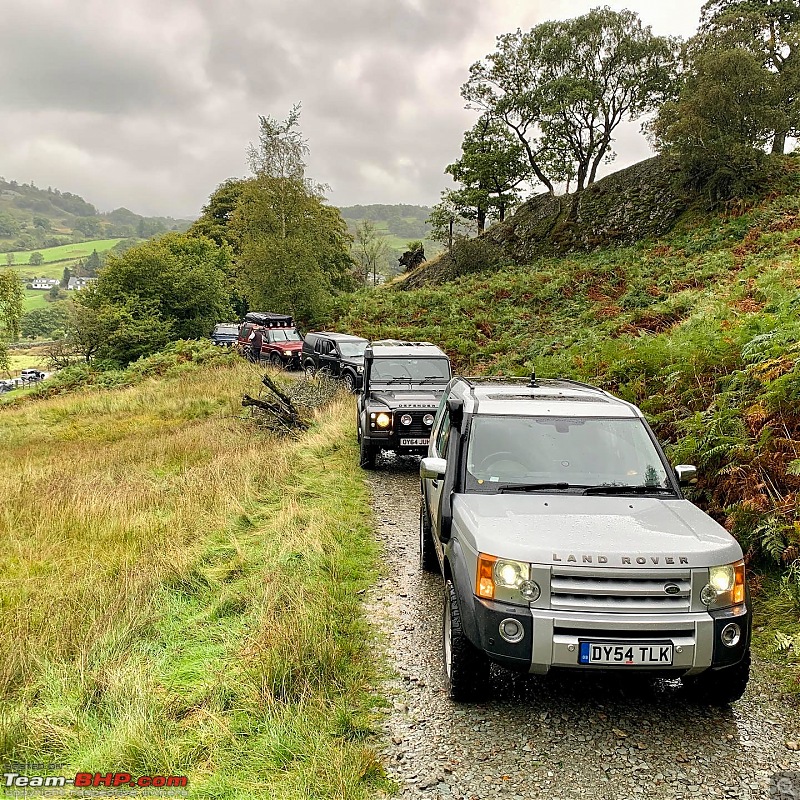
[0,0,704,218]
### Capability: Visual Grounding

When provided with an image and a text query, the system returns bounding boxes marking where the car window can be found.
[338,342,367,358]
[435,412,451,457]
[465,415,671,491]
[370,357,450,382]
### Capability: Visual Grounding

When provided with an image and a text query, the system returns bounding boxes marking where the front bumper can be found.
[467,596,751,677]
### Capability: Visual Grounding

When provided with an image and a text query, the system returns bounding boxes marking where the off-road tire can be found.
[342,371,357,393]
[443,579,489,702]
[420,503,438,573]
[682,648,751,706]
[269,353,284,369]
[359,437,377,469]
[303,363,316,379]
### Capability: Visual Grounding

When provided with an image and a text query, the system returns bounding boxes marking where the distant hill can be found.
[0,178,193,254]
[337,203,439,275]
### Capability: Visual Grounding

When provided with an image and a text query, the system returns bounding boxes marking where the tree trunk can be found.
[772,129,787,154]
[448,219,453,251]
[477,208,486,234]
[499,202,506,222]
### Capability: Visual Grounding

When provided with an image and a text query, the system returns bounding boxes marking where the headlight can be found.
[701,561,745,609]
[400,414,413,426]
[283,350,292,356]
[375,413,391,428]
[357,365,363,373]
[477,554,537,604]
[423,413,435,426]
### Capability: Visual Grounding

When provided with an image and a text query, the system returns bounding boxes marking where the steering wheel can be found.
[474,451,528,476]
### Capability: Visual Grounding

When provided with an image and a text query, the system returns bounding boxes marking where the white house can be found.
[67,277,97,291]
[30,278,59,290]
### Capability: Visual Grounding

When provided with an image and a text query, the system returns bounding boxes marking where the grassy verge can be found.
[0,357,388,798]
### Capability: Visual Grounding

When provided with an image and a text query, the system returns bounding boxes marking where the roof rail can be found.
[452,374,610,396]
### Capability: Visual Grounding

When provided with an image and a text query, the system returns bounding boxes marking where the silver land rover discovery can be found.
[419,375,751,704]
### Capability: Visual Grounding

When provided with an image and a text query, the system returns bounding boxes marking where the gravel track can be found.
[366,459,800,800]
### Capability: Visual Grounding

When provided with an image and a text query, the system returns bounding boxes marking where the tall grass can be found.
[1,359,387,798]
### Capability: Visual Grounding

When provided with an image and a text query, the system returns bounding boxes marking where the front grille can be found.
[550,567,691,613]
[394,410,432,438]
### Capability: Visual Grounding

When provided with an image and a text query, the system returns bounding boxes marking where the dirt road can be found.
[367,460,800,800]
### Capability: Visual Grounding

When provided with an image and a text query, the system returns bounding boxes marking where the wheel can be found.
[420,502,439,573]
[269,352,284,369]
[304,363,316,379]
[443,579,490,701]
[359,437,377,470]
[682,649,751,706]
[342,371,357,393]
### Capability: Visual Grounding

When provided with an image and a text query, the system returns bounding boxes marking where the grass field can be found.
[22,289,51,312]
[7,239,126,280]
[0,355,387,798]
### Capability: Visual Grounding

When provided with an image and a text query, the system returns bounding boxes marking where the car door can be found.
[319,340,340,376]
[427,410,451,538]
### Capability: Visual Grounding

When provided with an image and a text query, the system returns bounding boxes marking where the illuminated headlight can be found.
[477,554,532,602]
[283,350,292,356]
[400,414,413,426]
[375,413,391,428]
[701,561,746,609]
[423,413,435,426]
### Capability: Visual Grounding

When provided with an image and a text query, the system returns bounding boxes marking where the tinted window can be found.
[338,341,367,358]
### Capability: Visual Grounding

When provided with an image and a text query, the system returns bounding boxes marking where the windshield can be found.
[338,342,367,358]
[466,415,672,494]
[214,324,238,334]
[370,357,450,383]
[269,329,302,342]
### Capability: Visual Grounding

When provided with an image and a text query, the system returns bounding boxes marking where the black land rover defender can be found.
[356,340,451,469]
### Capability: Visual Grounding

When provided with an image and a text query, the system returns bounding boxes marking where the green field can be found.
[7,239,127,279]
[22,289,51,312]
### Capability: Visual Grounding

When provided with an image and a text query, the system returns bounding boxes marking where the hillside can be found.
[329,155,800,671]
[0,178,193,253]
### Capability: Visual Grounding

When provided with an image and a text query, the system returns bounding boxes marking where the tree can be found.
[0,212,20,238]
[72,216,103,237]
[234,108,354,322]
[352,220,390,284]
[462,9,678,192]
[427,191,473,250]
[700,0,800,153]
[0,269,23,369]
[651,45,782,202]
[29,251,43,266]
[84,249,101,276]
[21,304,69,339]
[5,253,15,267]
[446,116,528,233]
[190,178,249,250]
[32,216,51,231]
[73,233,233,364]
[61,266,72,288]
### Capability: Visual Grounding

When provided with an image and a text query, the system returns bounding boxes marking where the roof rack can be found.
[369,339,436,347]
[244,312,294,328]
[453,375,609,396]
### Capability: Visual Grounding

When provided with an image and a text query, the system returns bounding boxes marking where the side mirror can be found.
[675,465,697,485]
[420,457,447,480]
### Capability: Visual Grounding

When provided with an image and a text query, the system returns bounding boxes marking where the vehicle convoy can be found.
[357,341,452,469]
[419,376,751,705]
[236,312,303,368]
[302,332,368,392]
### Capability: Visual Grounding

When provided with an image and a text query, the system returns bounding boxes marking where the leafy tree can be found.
[0,213,20,238]
[446,115,528,232]
[651,46,783,202]
[72,216,103,237]
[0,269,23,368]
[427,191,474,250]
[190,178,249,249]
[32,216,51,231]
[73,233,233,364]
[61,265,72,288]
[352,220,390,284]
[234,108,354,322]
[462,8,678,192]
[5,253,15,267]
[700,0,800,153]
[28,251,44,266]
[21,304,69,339]
[84,249,101,276]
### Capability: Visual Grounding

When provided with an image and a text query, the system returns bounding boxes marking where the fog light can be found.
[498,618,524,644]
[520,580,541,601]
[423,413,434,426]
[400,414,412,426]
[721,622,741,647]
[700,584,718,606]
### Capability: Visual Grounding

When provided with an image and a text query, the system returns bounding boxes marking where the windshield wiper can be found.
[497,482,585,493]
[417,377,448,384]
[582,484,675,496]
